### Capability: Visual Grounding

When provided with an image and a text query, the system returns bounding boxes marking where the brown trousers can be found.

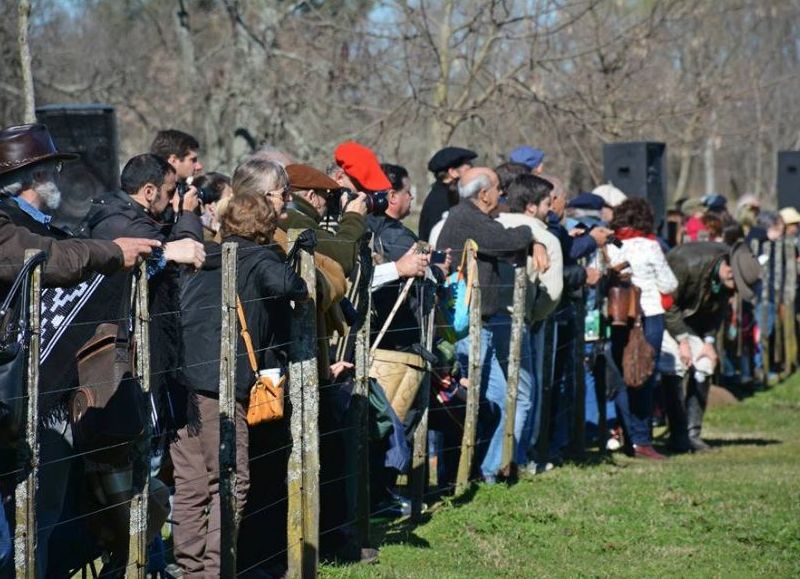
[170,393,250,578]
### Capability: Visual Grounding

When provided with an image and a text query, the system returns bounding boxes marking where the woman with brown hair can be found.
[606,198,678,460]
[174,189,307,577]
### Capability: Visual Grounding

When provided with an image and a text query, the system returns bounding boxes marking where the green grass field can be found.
[321,379,800,578]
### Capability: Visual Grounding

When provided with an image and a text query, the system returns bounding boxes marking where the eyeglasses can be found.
[265,185,291,202]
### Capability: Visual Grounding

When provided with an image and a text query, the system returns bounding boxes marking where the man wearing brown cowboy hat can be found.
[0,124,161,575]
[661,240,761,452]
[0,124,159,289]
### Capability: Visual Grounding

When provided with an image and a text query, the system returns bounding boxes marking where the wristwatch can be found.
[703,336,716,345]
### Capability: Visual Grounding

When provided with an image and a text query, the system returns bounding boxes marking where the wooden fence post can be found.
[411,311,434,521]
[500,266,527,476]
[456,246,481,494]
[219,242,239,577]
[354,295,371,547]
[14,249,42,578]
[127,264,151,577]
[782,237,797,375]
[286,231,321,577]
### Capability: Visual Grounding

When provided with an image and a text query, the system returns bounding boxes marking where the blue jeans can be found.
[612,315,664,446]
[0,497,10,576]
[456,313,534,478]
[584,342,617,441]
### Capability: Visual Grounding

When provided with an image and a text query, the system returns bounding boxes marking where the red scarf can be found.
[613,227,674,310]
[614,227,656,241]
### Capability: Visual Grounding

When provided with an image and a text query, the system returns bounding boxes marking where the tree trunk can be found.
[18,0,35,122]
[673,144,693,201]
[704,111,717,196]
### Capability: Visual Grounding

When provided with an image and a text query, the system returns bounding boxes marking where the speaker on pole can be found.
[777,151,800,210]
[36,103,119,233]
[602,142,667,225]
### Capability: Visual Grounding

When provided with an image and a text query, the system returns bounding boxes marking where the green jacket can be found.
[279,195,366,276]
[665,241,731,340]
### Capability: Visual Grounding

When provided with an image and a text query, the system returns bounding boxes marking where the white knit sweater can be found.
[606,237,678,317]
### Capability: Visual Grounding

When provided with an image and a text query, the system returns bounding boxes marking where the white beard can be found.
[33,179,62,210]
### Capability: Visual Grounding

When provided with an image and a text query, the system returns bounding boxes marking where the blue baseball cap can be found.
[509,146,545,170]
[568,192,605,211]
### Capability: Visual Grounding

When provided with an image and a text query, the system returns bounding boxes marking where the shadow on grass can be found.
[705,437,782,448]
[370,515,433,549]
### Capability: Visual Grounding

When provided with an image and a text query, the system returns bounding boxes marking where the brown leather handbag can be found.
[236,297,285,426]
[71,276,145,460]
[622,286,655,389]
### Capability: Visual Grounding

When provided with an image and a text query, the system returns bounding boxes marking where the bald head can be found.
[458,167,500,214]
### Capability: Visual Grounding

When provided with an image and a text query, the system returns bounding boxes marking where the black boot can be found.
[687,375,711,452]
[663,374,690,453]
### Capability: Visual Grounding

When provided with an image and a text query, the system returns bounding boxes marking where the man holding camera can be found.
[281,150,372,277]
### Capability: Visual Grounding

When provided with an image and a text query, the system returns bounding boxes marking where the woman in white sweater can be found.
[606,198,678,460]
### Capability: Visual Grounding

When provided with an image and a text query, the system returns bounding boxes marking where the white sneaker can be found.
[606,436,622,452]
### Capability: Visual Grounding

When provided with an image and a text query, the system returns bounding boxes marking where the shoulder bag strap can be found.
[115,272,135,351]
[236,296,259,376]
[0,250,48,315]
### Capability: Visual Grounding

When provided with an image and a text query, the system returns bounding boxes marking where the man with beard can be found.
[0,124,159,576]
[418,146,477,242]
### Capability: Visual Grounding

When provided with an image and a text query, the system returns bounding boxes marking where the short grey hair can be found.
[458,174,491,200]
[232,157,288,198]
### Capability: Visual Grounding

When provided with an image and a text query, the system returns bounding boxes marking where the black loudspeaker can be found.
[777,151,800,209]
[35,104,119,233]
[602,142,667,223]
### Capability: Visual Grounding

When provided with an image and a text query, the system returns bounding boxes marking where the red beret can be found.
[333,141,391,192]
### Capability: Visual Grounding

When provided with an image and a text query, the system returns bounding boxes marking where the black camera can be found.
[342,189,389,215]
[176,181,211,203]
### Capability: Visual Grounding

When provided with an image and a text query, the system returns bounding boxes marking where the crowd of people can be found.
[0,122,794,578]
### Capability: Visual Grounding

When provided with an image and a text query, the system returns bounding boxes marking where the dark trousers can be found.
[612,315,664,446]
[170,393,250,578]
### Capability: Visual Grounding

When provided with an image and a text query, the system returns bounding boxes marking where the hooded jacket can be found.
[665,242,731,340]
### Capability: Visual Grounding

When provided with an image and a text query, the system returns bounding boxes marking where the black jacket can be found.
[368,214,429,350]
[437,200,532,318]
[84,189,202,245]
[665,242,731,340]
[180,237,308,401]
[418,179,456,242]
[86,190,203,433]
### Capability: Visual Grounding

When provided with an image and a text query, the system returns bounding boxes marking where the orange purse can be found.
[236,297,285,426]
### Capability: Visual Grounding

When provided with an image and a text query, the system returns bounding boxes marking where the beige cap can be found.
[592,183,627,208]
[779,207,800,225]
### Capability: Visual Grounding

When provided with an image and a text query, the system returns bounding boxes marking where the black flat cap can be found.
[427,147,478,174]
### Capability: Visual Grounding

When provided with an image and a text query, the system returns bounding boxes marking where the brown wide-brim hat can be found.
[286,163,341,192]
[0,123,78,177]
[730,241,761,302]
